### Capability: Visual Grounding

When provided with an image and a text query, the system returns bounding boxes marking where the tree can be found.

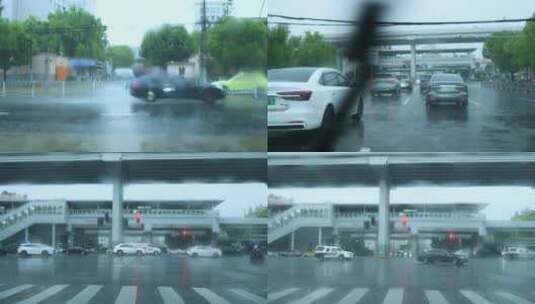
[483,31,521,79]
[207,17,267,75]
[0,20,30,81]
[267,25,295,68]
[140,24,194,68]
[107,45,134,69]
[293,31,336,67]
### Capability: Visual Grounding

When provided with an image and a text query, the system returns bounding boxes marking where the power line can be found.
[268,14,535,26]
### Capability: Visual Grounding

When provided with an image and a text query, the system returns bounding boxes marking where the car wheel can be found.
[338,255,345,261]
[146,90,156,102]
[117,250,124,256]
[351,98,364,122]
[41,250,50,257]
[20,250,28,257]
[213,253,219,258]
[136,250,143,256]
[319,106,336,137]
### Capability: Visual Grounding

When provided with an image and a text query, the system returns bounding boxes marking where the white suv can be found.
[143,245,162,256]
[113,243,147,256]
[314,246,354,260]
[18,243,55,256]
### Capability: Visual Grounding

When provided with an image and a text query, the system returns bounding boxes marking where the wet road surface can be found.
[268,256,535,304]
[0,254,266,303]
[269,82,535,152]
[0,82,266,152]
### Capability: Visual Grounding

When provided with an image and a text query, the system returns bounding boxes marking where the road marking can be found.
[495,291,534,304]
[66,285,102,304]
[229,288,266,304]
[157,287,184,304]
[114,286,137,304]
[425,290,449,304]
[0,112,10,116]
[0,284,34,300]
[193,288,231,304]
[460,290,493,304]
[18,284,68,304]
[469,99,481,108]
[402,96,411,106]
[383,288,404,304]
[288,288,334,304]
[337,288,369,304]
[268,288,300,302]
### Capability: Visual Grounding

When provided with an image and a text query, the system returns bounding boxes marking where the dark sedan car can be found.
[65,246,90,255]
[417,249,467,266]
[130,72,226,103]
[426,73,468,107]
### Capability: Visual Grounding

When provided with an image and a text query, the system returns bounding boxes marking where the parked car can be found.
[419,74,432,93]
[426,73,468,108]
[502,247,535,259]
[112,243,146,256]
[369,73,401,96]
[130,71,226,103]
[314,246,354,260]
[0,248,7,256]
[267,67,364,135]
[65,246,90,255]
[212,71,267,92]
[417,249,467,266]
[186,245,222,258]
[17,243,56,256]
[399,74,412,91]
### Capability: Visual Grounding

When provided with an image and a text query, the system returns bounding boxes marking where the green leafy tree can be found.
[293,31,336,67]
[0,20,30,81]
[140,24,194,68]
[483,31,521,79]
[245,206,269,218]
[107,45,134,69]
[207,17,267,75]
[267,25,295,68]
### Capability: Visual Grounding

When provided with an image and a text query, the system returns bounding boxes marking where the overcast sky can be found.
[270,186,535,220]
[96,0,266,47]
[1,183,266,217]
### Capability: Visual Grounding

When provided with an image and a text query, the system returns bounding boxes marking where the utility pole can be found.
[199,0,207,85]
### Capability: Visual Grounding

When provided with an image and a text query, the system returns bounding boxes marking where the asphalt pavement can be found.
[0,254,266,304]
[268,256,535,304]
[0,82,266,152]
[269,82,535,152]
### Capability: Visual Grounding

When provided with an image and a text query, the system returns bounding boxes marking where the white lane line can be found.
[288,288,334,304]
[0,284,34,300]
[425,290,449,304]
[193,288,231,304]
[114,286,137,304]
[66,285,102,304]
[337,288,369,304]
[268,288,300,303]
[469,99,481,108]
[402,96,411,106]
[383,288,404,304]
[495,291,534,304]
[460,290,493,304]
[18,284,68,304]
[229,288,266,304]
[157,287,184,304]
[0,112,10,116]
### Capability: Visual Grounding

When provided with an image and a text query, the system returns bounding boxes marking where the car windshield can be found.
[268,68,316,82]
[432,74,463,83]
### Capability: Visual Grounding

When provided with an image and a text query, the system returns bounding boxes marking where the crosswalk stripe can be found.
[288,288,334,304]
[425,290,449,304]
[66,285,102,304]
[495,291,534,304]
[114,286,137,304]
[157,287,185,304]
[193,288,231,304]
[0,284,34,300]
[383,288,404,304]
[229,288,266,304]
[18,284,68,304]
[337,288,369,304]
[460,290,493,304]
[268,288,300,302]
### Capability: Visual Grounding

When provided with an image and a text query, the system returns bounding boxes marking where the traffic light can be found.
[134,211,142,224]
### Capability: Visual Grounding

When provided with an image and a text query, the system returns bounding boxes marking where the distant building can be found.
[167,55,200,79]
[195,0,233,27]
[2,0,95,21]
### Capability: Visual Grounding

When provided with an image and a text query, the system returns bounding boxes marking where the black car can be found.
[130,72,226,103]
[417,249,467,266]
[65,246,90,255]
[425,73,468,108]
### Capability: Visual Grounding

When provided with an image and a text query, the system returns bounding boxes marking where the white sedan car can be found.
[186,245,222,258]
[113,243,147,256]
[17,243,56,256]
[268,67,364,134]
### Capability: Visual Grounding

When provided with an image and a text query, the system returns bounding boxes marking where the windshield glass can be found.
[268,68,315,82]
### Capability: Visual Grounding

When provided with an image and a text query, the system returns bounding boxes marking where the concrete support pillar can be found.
[410,42,417,82]
[375,158,390,257]
[333,227,340,246]
[318,227,323,246]
[478,225,488,243]
[51,224,56,248]
[290,231,295,251]
[111,161,124,246]
[24,228,29,242]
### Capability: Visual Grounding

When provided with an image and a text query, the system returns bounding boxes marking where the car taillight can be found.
[278,90,312,101]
